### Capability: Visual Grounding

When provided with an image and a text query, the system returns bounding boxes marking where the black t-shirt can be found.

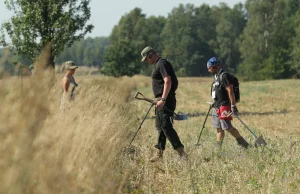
[211,69,233,108]
[151,58,178,98]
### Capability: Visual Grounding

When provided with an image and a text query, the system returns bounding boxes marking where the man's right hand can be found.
[156,99,165,109]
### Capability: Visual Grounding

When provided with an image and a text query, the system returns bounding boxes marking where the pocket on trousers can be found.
[158,110,173,129]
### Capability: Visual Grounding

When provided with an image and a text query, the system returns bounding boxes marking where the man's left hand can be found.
[156,100,165,109]
[231,105,239,116]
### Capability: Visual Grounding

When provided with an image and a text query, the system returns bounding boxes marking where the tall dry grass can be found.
[0,72,143,193]
[1,69,300,194]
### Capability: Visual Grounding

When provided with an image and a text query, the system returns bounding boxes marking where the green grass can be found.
[121,77,300,194]
[1,75,299,193]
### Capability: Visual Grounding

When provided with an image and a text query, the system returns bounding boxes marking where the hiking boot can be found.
[236,136,250,149]
[176,147,187,160]
[149,149,163,162]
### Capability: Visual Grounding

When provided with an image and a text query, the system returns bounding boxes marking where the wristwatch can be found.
[161,98,166,102]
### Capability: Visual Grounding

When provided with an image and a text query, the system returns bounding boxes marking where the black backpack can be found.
[219,72,240,103]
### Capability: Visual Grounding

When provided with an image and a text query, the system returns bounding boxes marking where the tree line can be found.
[1,0,300,80]
[0,0,93,76]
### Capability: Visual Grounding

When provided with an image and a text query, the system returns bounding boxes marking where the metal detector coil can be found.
[236,115,267,147]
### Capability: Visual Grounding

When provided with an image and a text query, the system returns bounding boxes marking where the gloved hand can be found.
[211,101,215,108]
[231,105,238,116]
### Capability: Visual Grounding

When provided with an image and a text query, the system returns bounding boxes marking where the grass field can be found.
[0,74,300,194]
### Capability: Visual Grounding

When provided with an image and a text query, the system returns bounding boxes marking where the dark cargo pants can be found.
[154,95,184,150]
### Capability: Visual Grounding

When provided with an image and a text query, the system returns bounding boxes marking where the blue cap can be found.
[207,57,220,68]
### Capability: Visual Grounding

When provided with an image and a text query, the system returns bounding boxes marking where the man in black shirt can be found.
[207,57,249,149]
[141,46,186,162]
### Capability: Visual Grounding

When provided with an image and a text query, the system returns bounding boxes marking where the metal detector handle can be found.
[134,92,145,100]
[134,92,145,99]
[128,103,154,147]
[236,116,258,138]
[196,105,212,145]
[134,93,177,115]
[134,92,157,104]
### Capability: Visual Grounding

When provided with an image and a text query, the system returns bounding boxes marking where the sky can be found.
[0,0,246,38]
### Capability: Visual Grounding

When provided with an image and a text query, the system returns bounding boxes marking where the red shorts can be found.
[216,106,232,120]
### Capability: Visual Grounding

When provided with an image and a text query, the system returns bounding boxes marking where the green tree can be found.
[161,4,215,76]
[82,37,96,66]
[110,8,146,48]
[143,16,166,52]
[0,48,15,77]
[211,3,246,73]
[103,8,147,76]
[289,11,300,76]
[101,39,139,77]
[195,4,217,42]
[239,0,288,80]
[91,37,110,67]
[56,37,109,68]
[285,0,300,16]
[1,0,93,71]
[138,16,166,75]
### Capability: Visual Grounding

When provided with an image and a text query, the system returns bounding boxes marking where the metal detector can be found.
[195,102,213,146]
[236,115,267,147]
[134,92,188,121]
[134,92,157,104]
[128,103,154,148]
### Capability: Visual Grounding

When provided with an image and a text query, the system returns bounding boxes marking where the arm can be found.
[226,85,238,115]
[62,77,71,100]
[156,76,172,108]
[162,76,172,99]
[71,76,78,86]
[62,77,70,93]
[225,84,236,106]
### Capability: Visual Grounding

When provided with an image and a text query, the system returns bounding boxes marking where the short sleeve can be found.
[158,60,171,78]
[221,73,233,87]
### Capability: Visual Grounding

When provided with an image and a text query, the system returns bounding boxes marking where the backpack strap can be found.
[219,71,229,87]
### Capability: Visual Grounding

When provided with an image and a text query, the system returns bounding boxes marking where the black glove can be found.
[231,105,238,115]
[212,102,215,107]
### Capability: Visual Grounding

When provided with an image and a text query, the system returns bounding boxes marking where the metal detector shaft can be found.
[196,105,212,145]
[128,103,154,147]
[236,116,258,138]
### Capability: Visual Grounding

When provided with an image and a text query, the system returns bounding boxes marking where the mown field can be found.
[0,73,299,194]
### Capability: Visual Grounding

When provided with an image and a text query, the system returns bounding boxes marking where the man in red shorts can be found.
[207,57,249,149]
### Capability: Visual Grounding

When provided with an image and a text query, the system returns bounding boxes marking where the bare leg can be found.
[227,127,241,138]
[214,128,225,149]
[216,128,225,142]
[227,126,249,148]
